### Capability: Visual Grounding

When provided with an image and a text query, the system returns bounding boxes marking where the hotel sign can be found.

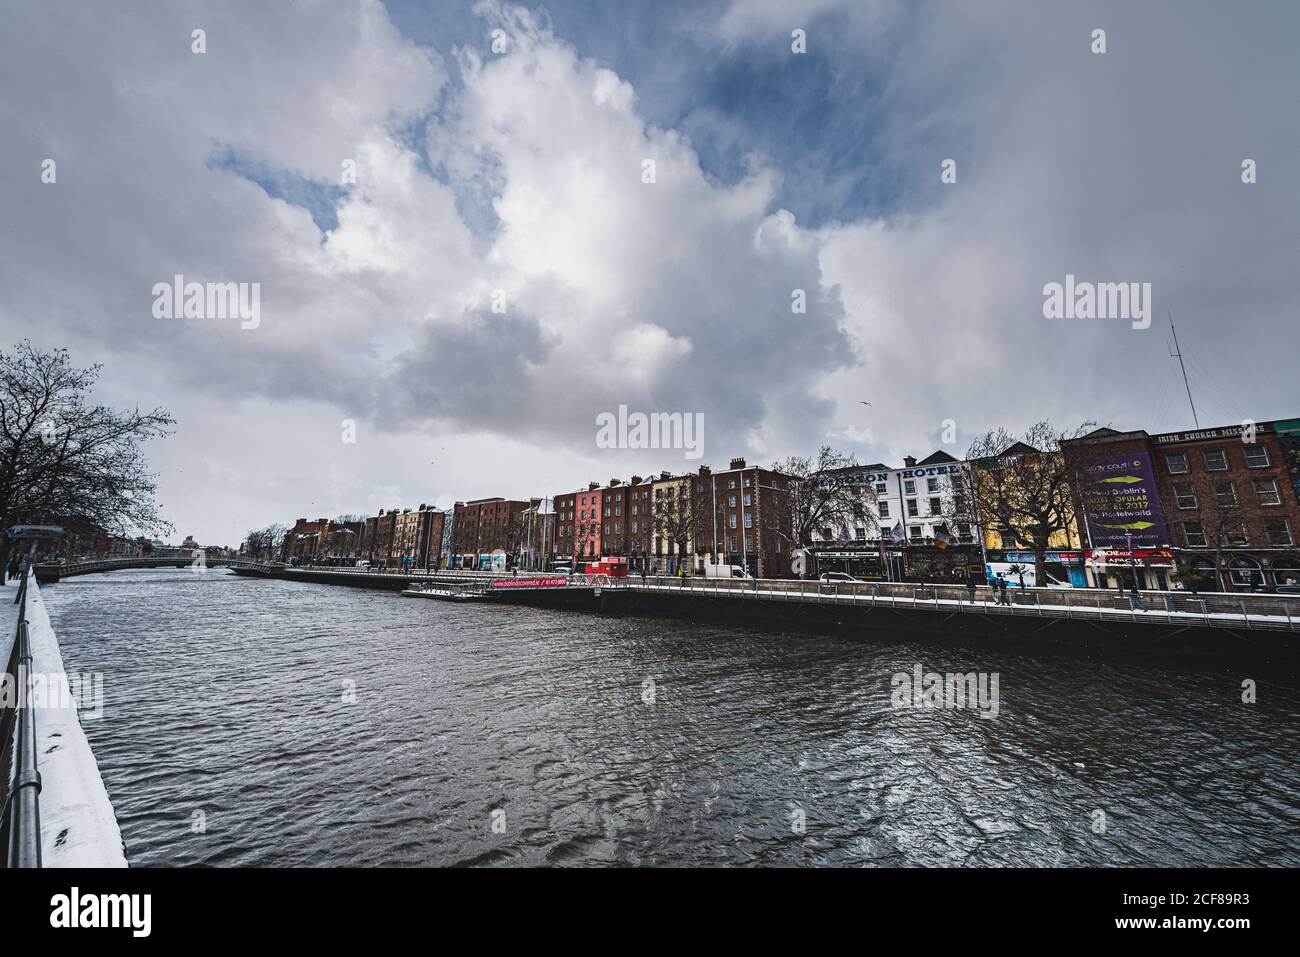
[1153,423,1271,444]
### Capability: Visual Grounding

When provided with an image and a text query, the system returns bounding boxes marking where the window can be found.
[728,480,737,489]
[1225,521,1249,546]
[1182,520,1207,547]
[743,514,752,529]
[728,515,737,529]
[875,483,887,494]
[878,502,890,519]
[929,497,941,515]
[908,525,923,541]
[854,527,866,540]
[1265,518,1293,546]
[927,478,940,493]
[728,495,736,507]
[907,499,919,517]
[744,494,752,506]
[1165,452,1189,474]
[1253,478,1281,505]
[631,522,638,534]
[957,523,972,540]
[1202,448,1228,471]
[1213,481,1238,507]
[903,480,916,494]
[1244,446,1270,468]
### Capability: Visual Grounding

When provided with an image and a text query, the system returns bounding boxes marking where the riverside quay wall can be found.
[229,566,1300,665]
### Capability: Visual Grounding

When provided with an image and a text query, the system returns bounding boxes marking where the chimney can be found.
[609,478,621,487]
[659,470,671,480]
[904,455,917,468]
[698,465,712,476]
[729,457,746,470]
[296,518,306,524]
[418,503,426,510]
[630,475,643,485]
[588,481,600,491]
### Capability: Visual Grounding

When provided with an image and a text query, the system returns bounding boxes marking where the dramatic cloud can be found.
[1,0,1295,545]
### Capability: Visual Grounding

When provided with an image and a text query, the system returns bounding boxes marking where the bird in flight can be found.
[859,400,872,407]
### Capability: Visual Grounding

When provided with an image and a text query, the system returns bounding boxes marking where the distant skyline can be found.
[2,1,1297,546]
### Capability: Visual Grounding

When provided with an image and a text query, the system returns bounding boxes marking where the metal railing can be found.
[611,575,1298,633]
[0,568,42,867]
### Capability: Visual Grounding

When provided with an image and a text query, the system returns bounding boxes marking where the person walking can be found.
[966,578,977,605]
[995,575,1008,605]
[1128,583,1149,612]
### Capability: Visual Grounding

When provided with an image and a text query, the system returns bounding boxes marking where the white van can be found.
[703,563,752,579]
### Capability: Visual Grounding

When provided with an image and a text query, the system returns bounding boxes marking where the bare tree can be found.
[1,341,174,565]
[767,447,876,561]
[652,482,696,573]
[243,524,287,561]
[1160,483,1248,592]
[947,421,1095,587]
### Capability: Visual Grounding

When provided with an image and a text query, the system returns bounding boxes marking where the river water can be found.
[43,568,1300,867]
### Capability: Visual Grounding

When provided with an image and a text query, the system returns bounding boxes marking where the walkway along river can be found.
[41,567,1300,866]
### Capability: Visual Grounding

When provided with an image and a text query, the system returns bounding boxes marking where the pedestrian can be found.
[996,575,1008,605]
[1128,583,1149,612]
[966,578,977,604]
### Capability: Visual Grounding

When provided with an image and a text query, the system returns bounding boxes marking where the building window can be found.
[1165,452,1189,474]
[854,527,866,540]
[728,480,736,489]
[1202,448,1228,471]
[729,515,737,529]
[744,514,753,529]
[1213,481,1238,507]
[1172,482,1198,509]
[1182,520,1207,547]
[908,525,922,541]
[927,478,940,492]
[1265,518,1293,546]
[875,483,887,494]
[743,493,752,506]
[1225,521,1249,546]
[907,499,919,517]
[903,480,916,494]
[1243,446,1270,468]
[728,495,736,507]
[929,497,941,515]
[1253,478,1281,505]
[879,502,890,519]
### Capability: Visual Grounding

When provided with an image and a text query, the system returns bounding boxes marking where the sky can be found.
[1,0,1297,547]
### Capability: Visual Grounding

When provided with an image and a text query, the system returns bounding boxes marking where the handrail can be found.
[0,568,42,868]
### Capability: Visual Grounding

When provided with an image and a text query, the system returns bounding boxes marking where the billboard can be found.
[1274,419,1300,505]
[1077,452,1169,548]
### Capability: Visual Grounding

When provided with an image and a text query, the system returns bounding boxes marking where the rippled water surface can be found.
[43,568,1300,867]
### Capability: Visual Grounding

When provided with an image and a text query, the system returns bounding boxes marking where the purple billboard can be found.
[1077,451,1169,548]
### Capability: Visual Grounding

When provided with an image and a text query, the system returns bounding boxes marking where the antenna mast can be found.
[1168,310,1199,428]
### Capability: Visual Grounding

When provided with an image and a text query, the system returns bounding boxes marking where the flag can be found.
[934,528,952,551]
[837,526,851,545]
[890,522,906,544]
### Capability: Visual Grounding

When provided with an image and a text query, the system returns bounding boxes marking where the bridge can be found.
[33,555,267,583]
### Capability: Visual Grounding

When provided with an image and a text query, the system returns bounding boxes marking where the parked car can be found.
[819,572,862,584]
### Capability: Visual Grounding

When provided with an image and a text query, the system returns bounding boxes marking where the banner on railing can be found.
[488,577,568,590]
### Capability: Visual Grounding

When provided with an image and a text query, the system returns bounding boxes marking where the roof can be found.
[916,450,958,466]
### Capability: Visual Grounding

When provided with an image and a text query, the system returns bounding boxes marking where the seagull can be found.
[859,400,872,407]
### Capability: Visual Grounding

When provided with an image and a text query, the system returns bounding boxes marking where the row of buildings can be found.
[258,415,1300,592]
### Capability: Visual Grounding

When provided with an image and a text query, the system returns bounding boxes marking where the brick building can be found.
[1062,420,1300,591]
[450,497,530,569]
[693,458,793,578]
[390,504,446,569]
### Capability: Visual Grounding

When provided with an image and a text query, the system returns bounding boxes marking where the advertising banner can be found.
[489,576,567,590]
[1078,452,1169,548]
[1274,419,1300,505]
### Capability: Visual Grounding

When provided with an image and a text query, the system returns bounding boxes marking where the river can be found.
[43,568,1300,866]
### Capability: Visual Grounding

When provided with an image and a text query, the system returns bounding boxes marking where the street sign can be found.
[6,525,65,540]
